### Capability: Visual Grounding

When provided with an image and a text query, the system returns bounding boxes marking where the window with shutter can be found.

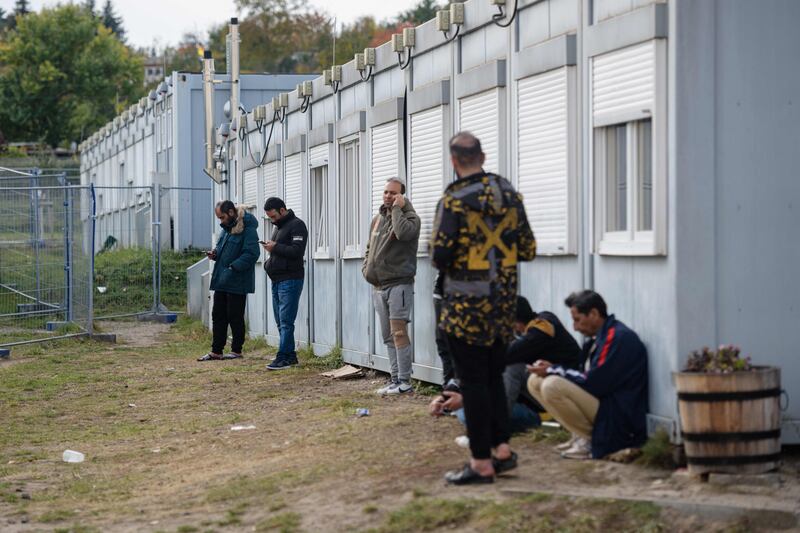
[243,168,258,207]
[308,144,329,168]
[263,161,279,203]
[370,121,400,215]
[517,66,576,255]
[409,106,445,254]
[284,154,303,221]
[459,88,501,174]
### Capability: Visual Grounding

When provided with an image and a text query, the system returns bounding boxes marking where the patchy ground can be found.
[1,318,799,532]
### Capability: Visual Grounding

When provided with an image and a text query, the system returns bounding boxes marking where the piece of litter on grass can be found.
[321,364,364,379]
[62,450,85,463]
[230,425,256,431]
[165,367,176,372]
[128,403,136,408]
[355,408,370,417]
[151,448,161,453]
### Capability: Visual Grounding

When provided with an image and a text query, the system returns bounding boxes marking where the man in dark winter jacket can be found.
[262,197,308,370]
[527,290,649,460]
[198,200,260,361]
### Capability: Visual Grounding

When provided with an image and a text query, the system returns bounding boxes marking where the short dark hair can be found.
[515,296,535,323]
[216,200,235,214]
[564,290,608,318]
[386,177,406,194]
[264,197,286,212]
[449,131,483,167]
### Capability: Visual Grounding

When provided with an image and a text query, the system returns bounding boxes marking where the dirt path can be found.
[1,321,798,532]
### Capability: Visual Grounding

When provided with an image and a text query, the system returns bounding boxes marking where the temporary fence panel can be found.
[370,121,400,215]
[459,88,501,174]
[0,170,94,347]
[409,106,446,253]
[517,66,576,255]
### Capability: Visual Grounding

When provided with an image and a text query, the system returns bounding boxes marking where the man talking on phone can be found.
[198,200,260,361]
[262,197,308,370]
[362,177,420,395]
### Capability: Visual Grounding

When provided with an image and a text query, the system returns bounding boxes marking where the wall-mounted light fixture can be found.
[355,47,376,81]
[393,28,415,70]
[490,0,518,28]
[437,3,465,42]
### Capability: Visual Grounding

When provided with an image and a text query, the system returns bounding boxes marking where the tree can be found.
[5,0,31,31]
[84,0,98,18]
[0,5,143,147]
[101,0,125,41]
[396,0,441,25]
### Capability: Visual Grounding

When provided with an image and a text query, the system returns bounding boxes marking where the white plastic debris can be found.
[230,425,256,431]
[97,286,107,294]
[128,403,136,408]
[62,450,85,463]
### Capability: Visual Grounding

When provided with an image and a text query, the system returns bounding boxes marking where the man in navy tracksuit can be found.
[527,290,648,459]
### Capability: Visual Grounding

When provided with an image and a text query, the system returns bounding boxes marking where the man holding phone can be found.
[198,200,260,361]
[362,177,420,395]
[262,197,308,370]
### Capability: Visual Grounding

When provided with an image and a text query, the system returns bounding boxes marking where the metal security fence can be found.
[0,167,211,351]
[0,167,94,347]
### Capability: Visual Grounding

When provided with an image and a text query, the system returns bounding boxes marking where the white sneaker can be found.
[384,381,413,395]
[560,437,592,460]
[376,381,399,395]
[455,435,470,449]
[555,434,579,452]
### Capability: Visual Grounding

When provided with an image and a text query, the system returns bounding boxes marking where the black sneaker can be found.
[266,358,298,371]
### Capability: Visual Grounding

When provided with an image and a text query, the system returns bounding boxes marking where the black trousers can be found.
[211,291,247,354]
[434,297,455,384]
[448,335,510,460]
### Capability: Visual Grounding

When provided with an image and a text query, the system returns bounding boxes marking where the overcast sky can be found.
[6,0,421,49]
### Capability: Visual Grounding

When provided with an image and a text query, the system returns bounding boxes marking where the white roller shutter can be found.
[263,161,279,203]
[592,40,655,124]
[308,143,329,168]
[243,168,258,207]
[370,121,399,214]
[459,88,500,174]
[518,67,573,254]
[409,106,445,253]
[284,154,303,221]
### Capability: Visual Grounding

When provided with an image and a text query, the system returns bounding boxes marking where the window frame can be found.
[310,164,331,259]
[339,134,364,258]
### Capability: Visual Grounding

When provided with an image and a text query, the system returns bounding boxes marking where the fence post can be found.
[151,183,160,315]
[88,184,96,335]
[61,173,73,322]
[31,168,42,306]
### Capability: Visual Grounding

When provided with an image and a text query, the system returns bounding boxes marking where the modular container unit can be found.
[208,0,800,443]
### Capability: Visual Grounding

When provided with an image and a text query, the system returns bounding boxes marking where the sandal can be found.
[222,353,243,360]
[444,464,495,485]
[197,353,223,361]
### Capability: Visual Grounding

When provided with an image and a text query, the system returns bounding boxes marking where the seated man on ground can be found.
[430,296,584,436]
[527,290,648,460]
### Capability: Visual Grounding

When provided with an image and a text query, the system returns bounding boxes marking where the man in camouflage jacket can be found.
[431,131,537,485]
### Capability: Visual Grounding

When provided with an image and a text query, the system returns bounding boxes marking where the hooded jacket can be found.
[264,210,308,283]
[362,200,421,289]
[431,171,537,346]
[210,206,260,295]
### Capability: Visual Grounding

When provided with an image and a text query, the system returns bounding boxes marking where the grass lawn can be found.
[0,318,776,532]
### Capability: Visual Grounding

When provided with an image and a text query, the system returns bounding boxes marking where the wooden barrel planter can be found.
[673,366,781,475]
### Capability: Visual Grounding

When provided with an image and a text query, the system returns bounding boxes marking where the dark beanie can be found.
[515,296,535,323]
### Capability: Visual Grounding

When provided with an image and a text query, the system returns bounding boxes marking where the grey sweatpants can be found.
[373,283,413,382]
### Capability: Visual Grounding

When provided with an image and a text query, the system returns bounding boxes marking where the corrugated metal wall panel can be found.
[284,154,303,220]
[370,121,399,214]
[593,40,655,119]
[263,161,279,204]
[243,168,259,207]
[459,88,500,174]
[518,67,570,254]
[308,143,328,167]
[410,106,445,252]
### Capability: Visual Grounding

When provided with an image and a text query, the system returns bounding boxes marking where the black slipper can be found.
[197,353,223,361]
[492,451,518,474]
[444,464,494,485]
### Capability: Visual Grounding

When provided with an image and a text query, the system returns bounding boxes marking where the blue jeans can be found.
[455,403,541,434]
[271,278,304,360]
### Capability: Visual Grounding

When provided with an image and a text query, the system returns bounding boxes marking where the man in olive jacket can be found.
[362,177,421,395]
[198,200,260,361]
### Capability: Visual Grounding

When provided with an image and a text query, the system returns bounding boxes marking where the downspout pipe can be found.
[202,50,220,183]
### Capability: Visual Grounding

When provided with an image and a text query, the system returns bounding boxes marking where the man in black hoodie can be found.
[261,197,308,370]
